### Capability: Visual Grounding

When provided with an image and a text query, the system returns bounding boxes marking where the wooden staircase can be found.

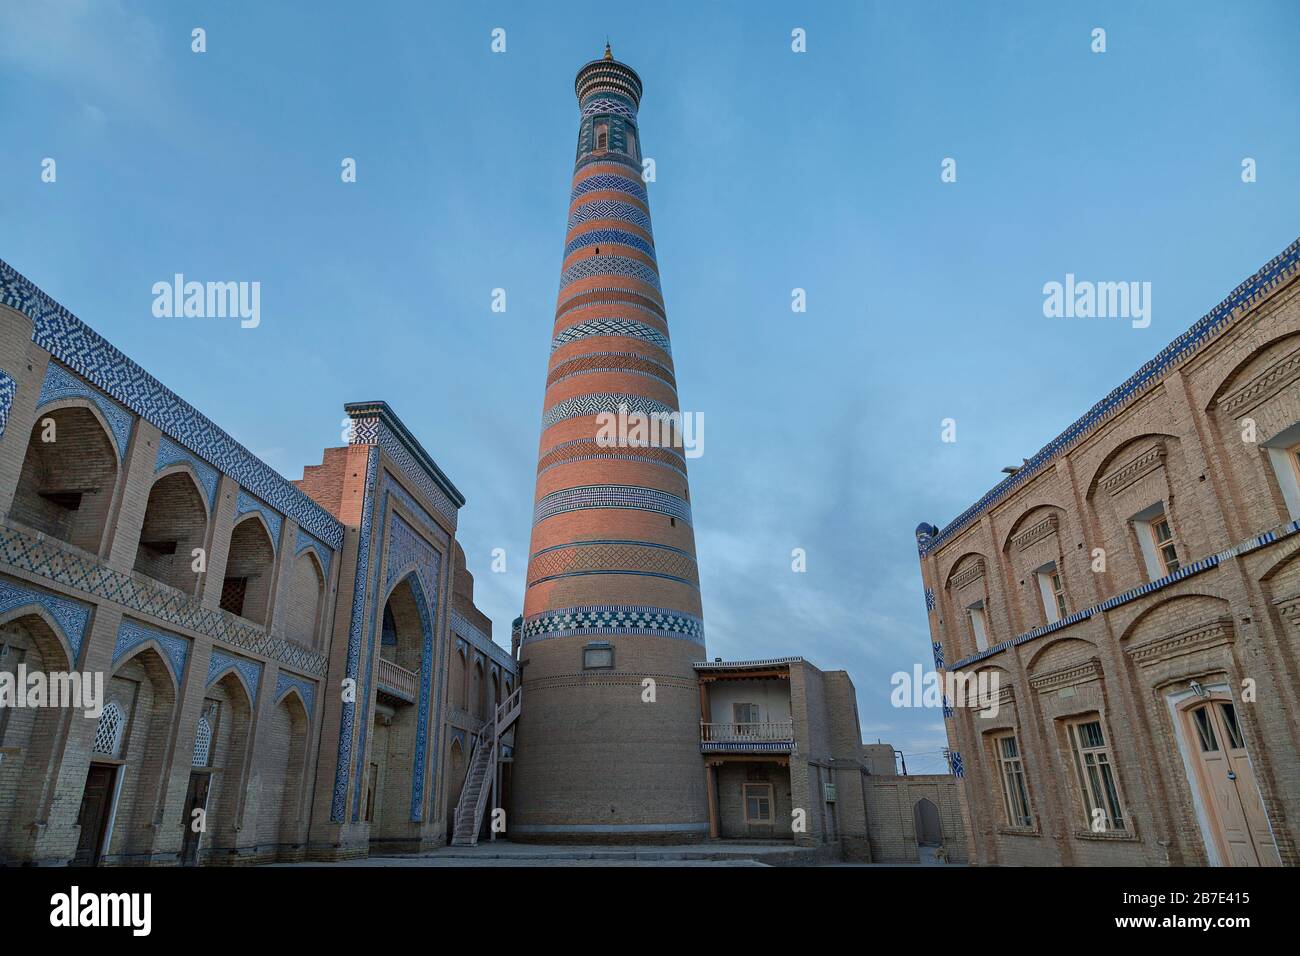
[452,685,521,846]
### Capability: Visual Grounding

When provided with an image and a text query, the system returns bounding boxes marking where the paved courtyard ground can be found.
[275,840,961,867]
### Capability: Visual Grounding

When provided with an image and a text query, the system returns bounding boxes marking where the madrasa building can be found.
[917,238,1300,867]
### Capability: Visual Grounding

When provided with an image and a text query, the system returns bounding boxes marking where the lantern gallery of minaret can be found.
[508,47,709,842]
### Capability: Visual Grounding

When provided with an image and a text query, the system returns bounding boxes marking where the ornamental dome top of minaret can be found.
[575,42,642,109]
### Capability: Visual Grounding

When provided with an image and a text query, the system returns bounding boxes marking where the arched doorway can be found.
[11,404,118,554]
[186,672,253,864]
[914,797,942,846]
[0,610,76,863]
[368,575,427,846]
[257,686,309,860]
[445,737,466,841]
[78,645,177,865]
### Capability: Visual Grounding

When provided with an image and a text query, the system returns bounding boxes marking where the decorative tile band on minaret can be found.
[509,46,709,843]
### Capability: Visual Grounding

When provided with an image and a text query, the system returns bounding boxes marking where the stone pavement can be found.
[274,840,964,867]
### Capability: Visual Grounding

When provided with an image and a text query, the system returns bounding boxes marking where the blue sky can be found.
[1,1,1297,773]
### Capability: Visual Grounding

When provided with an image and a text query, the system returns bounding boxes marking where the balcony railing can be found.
[700,720,795,753]
[377,657,419,703]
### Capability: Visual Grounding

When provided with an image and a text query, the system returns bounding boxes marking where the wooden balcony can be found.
[377,657,419,703]
[700,720,795,753]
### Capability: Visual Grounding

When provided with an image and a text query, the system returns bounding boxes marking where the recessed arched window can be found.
[92,700,127,757]
[595,122,608,151]
[192,714,212,767]
[626,127,637,159]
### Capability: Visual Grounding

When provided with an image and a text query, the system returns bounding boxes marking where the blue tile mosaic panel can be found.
[0,576,91,664]
[37,361,135,461]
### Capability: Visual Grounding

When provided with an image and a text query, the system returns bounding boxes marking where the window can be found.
[92,701,127,757]
[1192,705,1219,752]
[626,127,638,158]
[1219,701,1245,749]
[994,733,1033,827]
[1067,719,1125,831]
[1253,424,1300,518]
[743,783,773,823]
[1036,563,1067,624]
[1133,503,1180,580]
[595,122,608,151]
[733,702,759,733]
[1152,518,1180,575]
[582,642,613,669]
[966,601,989,651]
[192,703,218,767]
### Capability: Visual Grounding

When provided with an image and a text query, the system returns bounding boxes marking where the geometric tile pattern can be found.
[275,671,317,718]
[932,641,945,670]
[536,437,688,479]
[533,484,692,526]
[0,258,345,549]
[580,97,638,119]
[567,199,654,234]
[551,318,671,356]
[521,604,705,644]
[351,481,442,823]
[547,351,676,389]
[564,228,657,261]
[0,368,13,441]
[527,539,699,588]
[0,575,91,665]
[541,392,675,429]
[112,617,190,685]
[332,446,378,822]
[36,361,135,462]
[206,648,263,702]
[555,288,666,325]
[346,406,460,527]
[924,587,936,612]
[571,173,648,205]
[0,523,328,676]
[576,151,641,175]
[560,255,661,292]
[920,237,1300,556]
[235,490,283,550]
[155,436,220,513]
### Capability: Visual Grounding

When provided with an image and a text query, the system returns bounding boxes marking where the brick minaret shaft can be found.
[509,46,708,843]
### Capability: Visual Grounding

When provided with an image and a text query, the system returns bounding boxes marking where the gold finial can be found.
[603,40,613,61]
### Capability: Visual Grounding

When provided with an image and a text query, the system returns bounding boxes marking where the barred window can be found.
[92,701,126,757]
[192,704,218,767]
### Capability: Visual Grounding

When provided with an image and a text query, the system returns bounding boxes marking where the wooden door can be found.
[1185,699,1279,866]
[180,770,211,865]
[72,764,115,866]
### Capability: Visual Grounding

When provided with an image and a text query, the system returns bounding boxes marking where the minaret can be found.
[509,46,708,843]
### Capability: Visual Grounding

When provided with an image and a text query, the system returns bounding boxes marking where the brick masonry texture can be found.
[0,282,517,864]
[919,238,1300,867]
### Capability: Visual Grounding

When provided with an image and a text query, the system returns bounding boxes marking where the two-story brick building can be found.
[917,238,1300,866]
[0,258,518,865]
